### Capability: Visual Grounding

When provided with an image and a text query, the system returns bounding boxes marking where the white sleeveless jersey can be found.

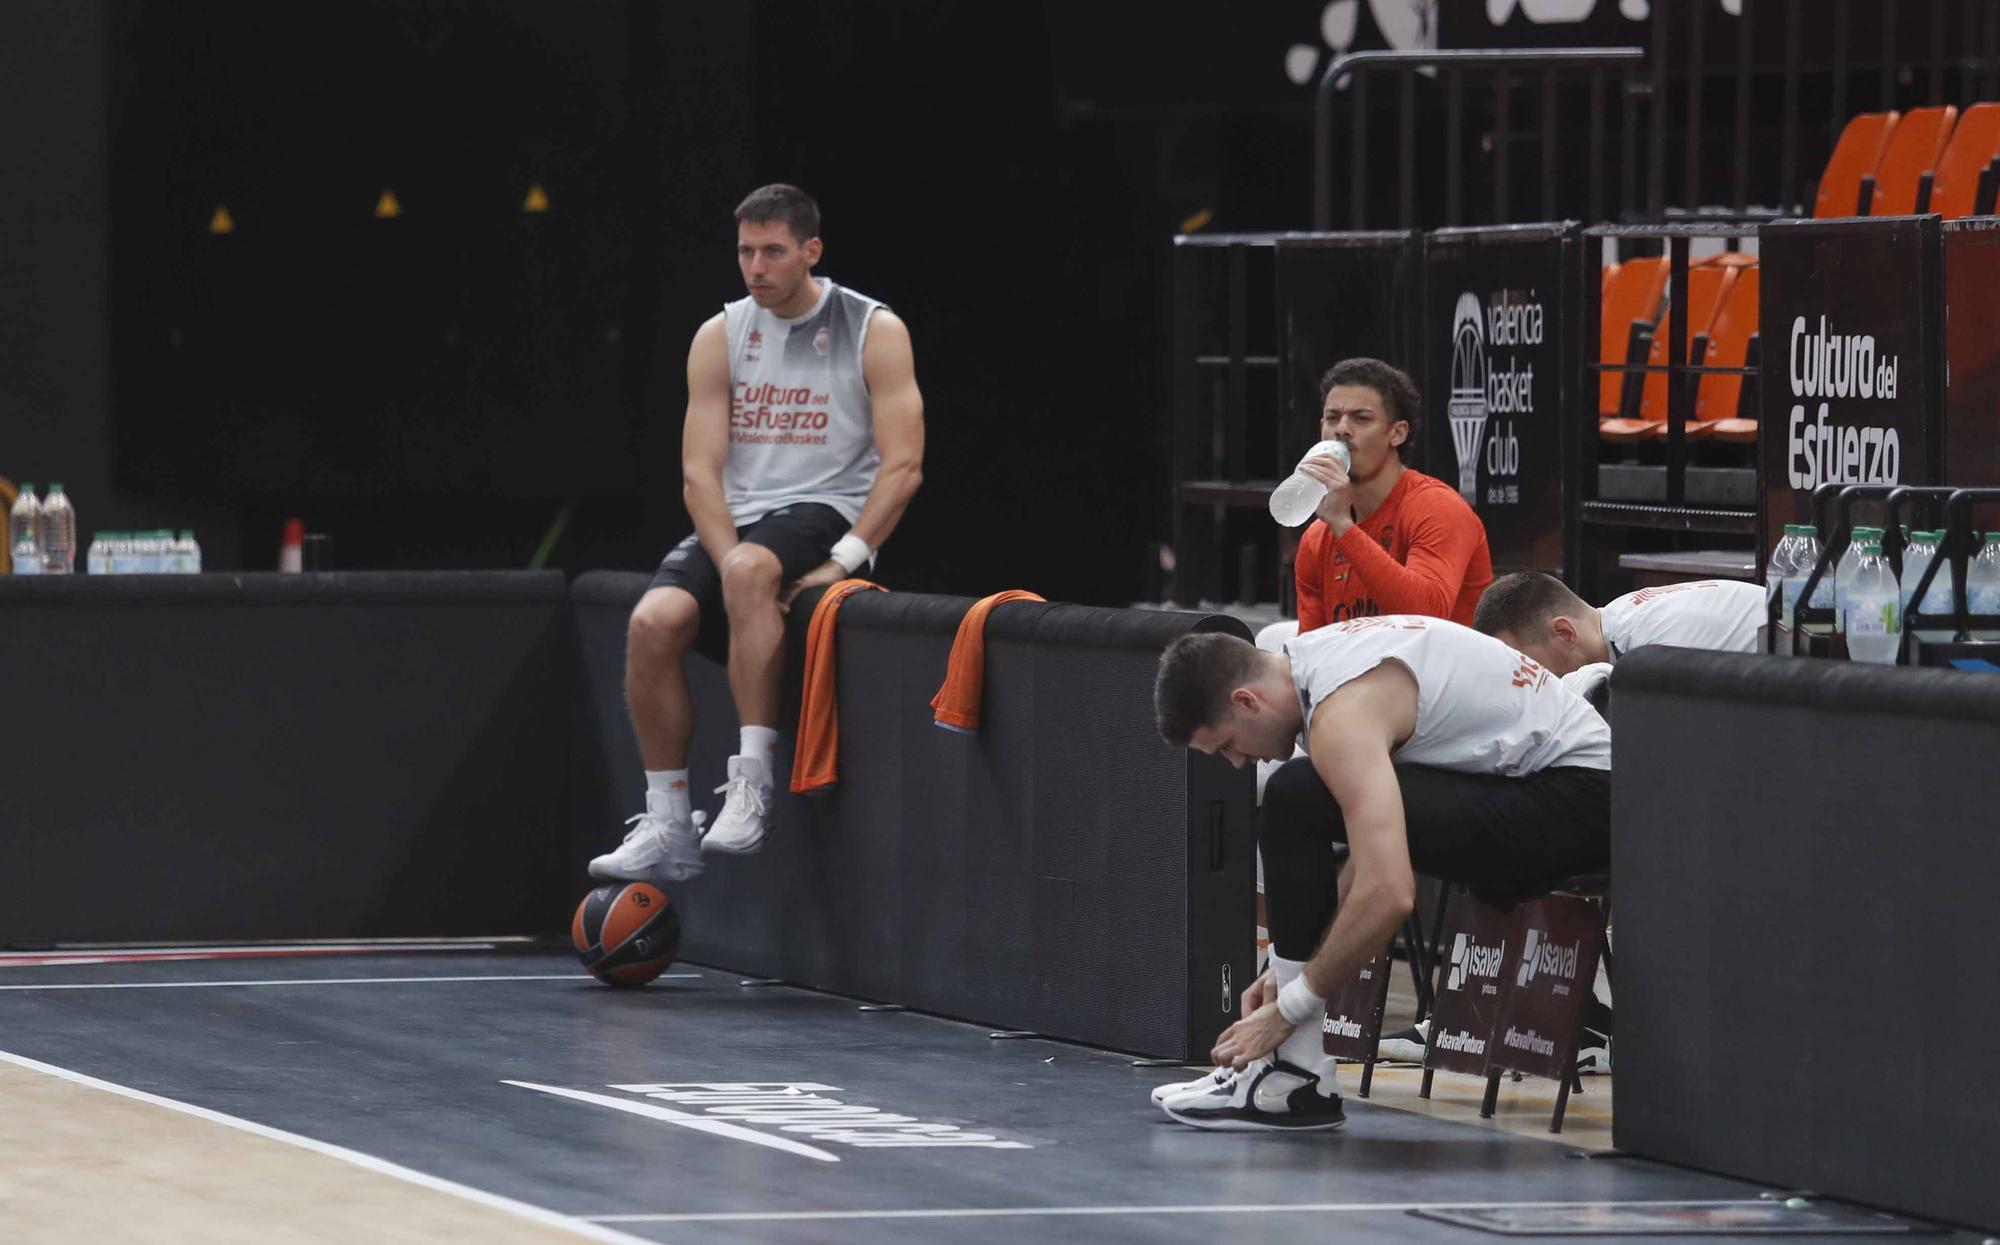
[722,279,885,525]
[1599,579,1766,659]
[1285,616,1611,774]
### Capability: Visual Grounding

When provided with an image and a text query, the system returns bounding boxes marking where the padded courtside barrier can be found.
[1612,647,2000,1232]
[0,572,574,943]
[569,571,1260,1060]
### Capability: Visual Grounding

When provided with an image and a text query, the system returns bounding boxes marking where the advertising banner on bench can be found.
[1423,891,1518,1077]
[1423,223,1577,573]
[1319,940,1394,1061]
[1489,895,1607,1083]
[1759,216,1943,560]
[1276,233,1422,473]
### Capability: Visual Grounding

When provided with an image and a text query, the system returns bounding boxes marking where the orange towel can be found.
[930,590,1046,734]
[790,578,887,794]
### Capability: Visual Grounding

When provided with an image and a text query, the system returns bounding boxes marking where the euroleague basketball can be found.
[572,881,681,987]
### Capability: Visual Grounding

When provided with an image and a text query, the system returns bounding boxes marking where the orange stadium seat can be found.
[1868,104,1957,215]
[1925,101,2000,218]
[1602,264,1738,442]
[1813,111,1898,218]
[1693,265,1759,443]
[1598,256,1669,422]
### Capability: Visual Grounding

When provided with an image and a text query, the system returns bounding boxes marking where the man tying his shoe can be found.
[1148,618,1610,1130]
[591,184,925,885]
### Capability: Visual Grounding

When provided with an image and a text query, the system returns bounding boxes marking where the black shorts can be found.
[1257,757,1611,958]
[647,502,851,661]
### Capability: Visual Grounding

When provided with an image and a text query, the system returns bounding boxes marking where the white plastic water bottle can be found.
[1832,526,1881,633]
[10,527,42,574]
[109,532,138,575]
[1767,527,1801,627]
[36,483,76,574]
[1899,531,1935,617]
[10,484,43,575]
[176,530,201,573]
[86,532,108,574]
[1896,532,1944,620]
[1268,440,1353,527]
[1795,527,1832,610]
[1903,531,1956,643]
[1967,532,2000,642]
[1844,541,1901,663]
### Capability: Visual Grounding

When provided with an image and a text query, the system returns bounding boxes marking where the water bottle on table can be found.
[36,483,76,574]
[1268,440,1353,528]
[9,484,43,575]
[1832,526,1881,633]
[1766,526,1801,628]
[1966,532,2000,642]
[1843,540,1901,664]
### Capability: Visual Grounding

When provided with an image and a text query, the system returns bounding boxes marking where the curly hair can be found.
[1320,357,1421,459]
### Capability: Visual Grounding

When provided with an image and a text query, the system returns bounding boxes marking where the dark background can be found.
[4,0,1986,604]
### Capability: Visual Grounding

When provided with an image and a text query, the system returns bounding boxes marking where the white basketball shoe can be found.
[702,756,773,855]
[589,794,707,884]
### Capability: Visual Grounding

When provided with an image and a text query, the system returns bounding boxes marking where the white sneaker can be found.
[589,796,707,883]
[1149,1067,1229,1107]
[1376,1018,1430,1063]
[703,756,773,855]
[1577,1026,1612,1075]
[1159,1056,1346,1131]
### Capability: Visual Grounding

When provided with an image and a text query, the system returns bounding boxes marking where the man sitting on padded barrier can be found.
[1148,617,1610,1131]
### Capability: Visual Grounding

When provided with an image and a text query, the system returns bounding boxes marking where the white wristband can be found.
[828,532,873,575]
[1276,975,1324,1026]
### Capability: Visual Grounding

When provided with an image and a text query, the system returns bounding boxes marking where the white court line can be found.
[0,943,499,967]
[506,1081,841,1163]
[0,1048,657,1245]
[586,1197,1771,1225]
[0,973,701,991]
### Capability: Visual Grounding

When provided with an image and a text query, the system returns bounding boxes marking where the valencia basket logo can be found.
[1448,291,1489,503]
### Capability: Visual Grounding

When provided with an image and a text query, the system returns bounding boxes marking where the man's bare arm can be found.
[681,314,738,565]
[777,311,925,608]
[848,311,925,549]
[1209,663,1418,1069]
[1298,664,1420,998]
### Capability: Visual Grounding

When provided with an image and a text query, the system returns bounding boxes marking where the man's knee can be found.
[628,589,699,661]
[719,544,782,610]
[1262,756,1329,814]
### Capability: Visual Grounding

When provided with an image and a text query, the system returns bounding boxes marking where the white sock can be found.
[738,725,778,773]
[645,769,691,823]
[1270,954,1335,1078]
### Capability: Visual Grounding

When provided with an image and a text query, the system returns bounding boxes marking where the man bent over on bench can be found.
[1149,617,1610,1130]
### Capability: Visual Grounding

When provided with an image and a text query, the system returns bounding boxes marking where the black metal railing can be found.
[1312,47,1647,231]
[1312,0,2000,232]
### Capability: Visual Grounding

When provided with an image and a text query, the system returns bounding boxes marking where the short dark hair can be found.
[1154,632,1263,747]
[1472,572,1588,643]
[734,184,820,244]
[1320,357,1421,458]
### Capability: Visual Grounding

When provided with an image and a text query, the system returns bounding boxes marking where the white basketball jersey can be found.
[722,279,885,525]
[1285,616,1611,774]
[1599,579,1766,660]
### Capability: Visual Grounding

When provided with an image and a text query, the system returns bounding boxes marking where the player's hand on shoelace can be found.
[1211,1000,1296,1071]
